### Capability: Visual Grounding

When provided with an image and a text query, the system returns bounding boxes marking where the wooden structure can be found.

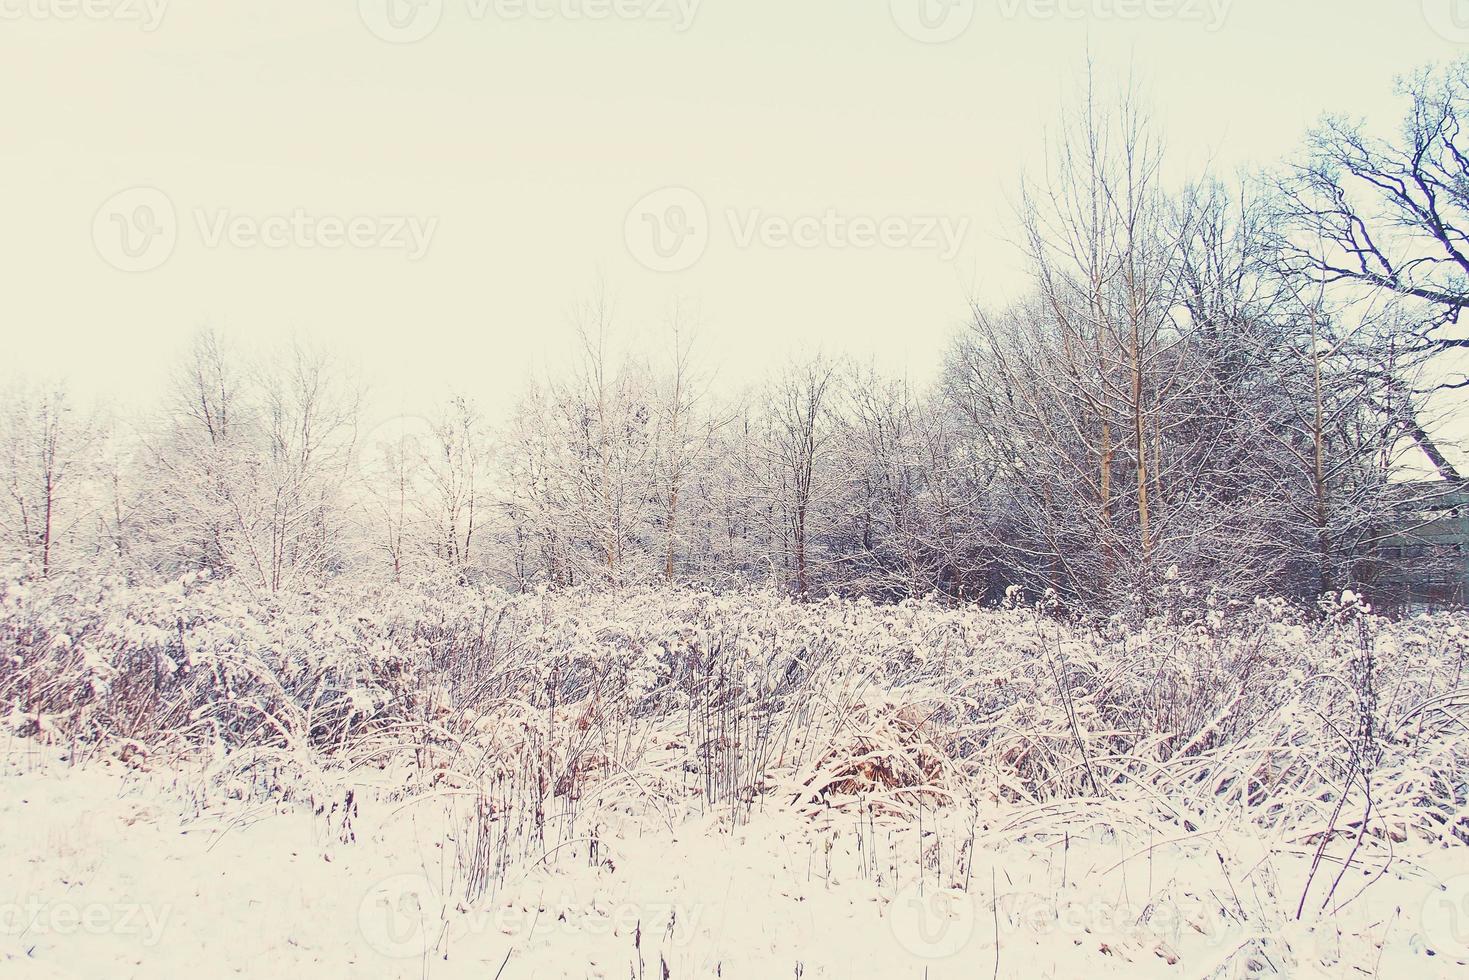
[1366,481,1469,610]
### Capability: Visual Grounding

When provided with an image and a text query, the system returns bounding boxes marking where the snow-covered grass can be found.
[2,574,1468,977]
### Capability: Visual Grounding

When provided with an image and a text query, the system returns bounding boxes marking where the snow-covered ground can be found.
[2,743,1465,979]
[3,580,1469,977]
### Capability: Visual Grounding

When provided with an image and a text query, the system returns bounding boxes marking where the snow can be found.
[2,579,1468,977]
[0,744,1465,978]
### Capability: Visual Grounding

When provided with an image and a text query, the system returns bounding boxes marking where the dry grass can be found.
[3,573,1466,862]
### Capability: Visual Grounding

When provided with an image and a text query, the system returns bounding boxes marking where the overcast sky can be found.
[3,0,1465,424]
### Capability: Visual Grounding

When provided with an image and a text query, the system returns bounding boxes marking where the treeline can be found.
[3,65,1466,615]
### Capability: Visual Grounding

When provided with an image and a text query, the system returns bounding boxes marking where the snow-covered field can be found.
[2,577,1468,977]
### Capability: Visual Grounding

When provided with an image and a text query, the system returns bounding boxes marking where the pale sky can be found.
[2,1,1464,424]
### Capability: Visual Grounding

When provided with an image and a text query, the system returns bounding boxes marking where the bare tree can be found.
[133,330,360,593]
[500,292,662,587]
[423,395,494,571]
[978,74,1198,608]
[756,354,838,597]
[649,304,728,583]
[825,365,993,600]
[0,383,100,577]
[1274,60,1469,479]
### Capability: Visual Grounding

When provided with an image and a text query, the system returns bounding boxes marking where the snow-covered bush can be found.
[2,571,1466,851]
